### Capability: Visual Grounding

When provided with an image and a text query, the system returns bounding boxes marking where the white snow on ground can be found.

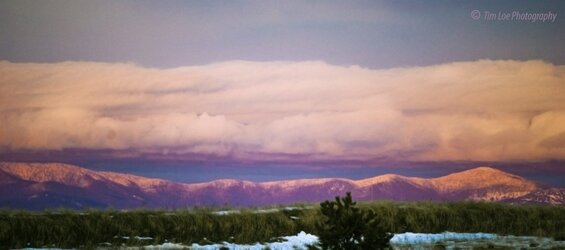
[390,231,497,244]
[211,206,309,216]
[135,236,154,240]
[114,236,154,240]
[128,232,565,250]
[141,231,318,250]
[390,232,565,250]
[16,231,565,249]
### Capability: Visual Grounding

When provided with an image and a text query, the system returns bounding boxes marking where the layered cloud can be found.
[1,60,564,162]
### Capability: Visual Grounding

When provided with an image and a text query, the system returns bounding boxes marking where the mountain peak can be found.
[437,166,521,180]
[462,166,509,175]
[430,166,538,201]
[1,162,86,173]
[206,179,256,187]
[0,162,557,209]
[261,178,353,189]
[356,174,412,187]
[0,162,166,189]
[0,162,97,186]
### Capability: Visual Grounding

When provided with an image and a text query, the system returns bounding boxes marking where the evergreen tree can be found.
[317,192,392,250]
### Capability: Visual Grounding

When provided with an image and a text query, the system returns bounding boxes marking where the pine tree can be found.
[317,192,392,250]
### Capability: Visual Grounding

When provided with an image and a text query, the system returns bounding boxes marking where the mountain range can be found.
[0,162,563,210]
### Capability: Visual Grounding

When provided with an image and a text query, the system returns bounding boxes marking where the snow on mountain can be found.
[0,162,169,190]
[504,188,565,205]
[355,174,426,187]
[429,166,538,201]
[262,178,354,190]
[0,162,559,209]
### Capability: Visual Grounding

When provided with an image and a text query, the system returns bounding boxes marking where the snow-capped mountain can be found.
[504,188,565,205]
[0,162,561,210]
[429,167,538,201]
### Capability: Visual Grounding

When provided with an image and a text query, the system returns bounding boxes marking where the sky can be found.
[0,0,564,185]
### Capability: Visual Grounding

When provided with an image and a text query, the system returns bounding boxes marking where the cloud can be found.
[1,60,564,162]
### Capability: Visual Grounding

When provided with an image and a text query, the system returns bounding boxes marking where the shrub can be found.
[316,192,392,250]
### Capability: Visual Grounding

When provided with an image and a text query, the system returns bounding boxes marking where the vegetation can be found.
[317,192,392,249]
[358,201,565,239]
[0,200,564,248]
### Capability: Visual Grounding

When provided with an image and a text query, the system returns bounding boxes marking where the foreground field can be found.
[1,201,564,249]
[58,232,565,249]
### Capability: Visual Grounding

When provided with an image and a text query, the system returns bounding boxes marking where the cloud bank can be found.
[1,60,564,162]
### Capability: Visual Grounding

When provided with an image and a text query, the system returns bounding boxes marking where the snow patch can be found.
[137,231,318,250]
[212,206,306,216]
[15,232,565,249]
[390,232,497,244]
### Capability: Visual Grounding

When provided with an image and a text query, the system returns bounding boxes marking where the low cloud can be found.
[1,60,564,162]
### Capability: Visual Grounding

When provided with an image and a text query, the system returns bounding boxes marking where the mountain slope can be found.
[0,162,560,209]
[504,188,565,205]
[429,166,538,201]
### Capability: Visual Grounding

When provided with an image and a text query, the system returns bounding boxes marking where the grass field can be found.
[1,201,564,249]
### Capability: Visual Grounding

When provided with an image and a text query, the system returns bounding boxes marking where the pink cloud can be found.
[0,60,564,162]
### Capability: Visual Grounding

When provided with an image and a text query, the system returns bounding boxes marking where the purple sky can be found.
[0,1,564,68]
[0,1,564,186]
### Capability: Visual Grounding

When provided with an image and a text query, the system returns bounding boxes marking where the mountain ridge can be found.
[0,162,563,209]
